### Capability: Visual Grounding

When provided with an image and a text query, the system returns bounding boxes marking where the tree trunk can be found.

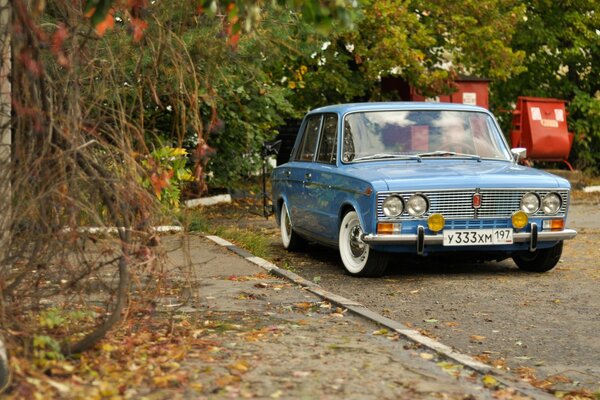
[0,0,12,390]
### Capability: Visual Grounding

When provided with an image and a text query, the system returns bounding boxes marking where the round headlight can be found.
[407,194,428,217]
[382,195,404,217]
[542,193,562,215]
[520,192,540,214]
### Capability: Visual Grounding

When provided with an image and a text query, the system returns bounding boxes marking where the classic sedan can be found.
[271,103,577,277]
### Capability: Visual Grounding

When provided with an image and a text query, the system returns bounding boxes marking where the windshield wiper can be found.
[352,153,420,162]
[415,150,481,161]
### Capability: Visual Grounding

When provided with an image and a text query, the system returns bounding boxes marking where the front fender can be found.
[337,191,376,237]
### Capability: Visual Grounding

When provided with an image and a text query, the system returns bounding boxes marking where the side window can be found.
[297,115,322,161]
[317,114,338,163]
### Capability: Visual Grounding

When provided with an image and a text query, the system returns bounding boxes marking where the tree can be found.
[491,0,600,172]
[274,0,526,107]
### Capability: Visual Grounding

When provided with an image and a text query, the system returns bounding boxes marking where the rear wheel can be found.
[339,211,388,277]
[280,202,307,251]
[512,241,563,272]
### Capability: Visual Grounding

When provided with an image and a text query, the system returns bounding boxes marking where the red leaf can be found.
[51,24,70,68]
[227,32,240,49]
[131,18,148,42]
[95,9,115,36]
[150,169,174,196]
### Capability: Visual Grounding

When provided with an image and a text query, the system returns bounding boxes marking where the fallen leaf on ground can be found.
[227,359,250,374]
[470,335,486,342]
[215,374,241,387]
[372,328,389,336]
[436,361,464,377]
[482,374,499,389]
[292,370,311,378]
[294,302,314,310]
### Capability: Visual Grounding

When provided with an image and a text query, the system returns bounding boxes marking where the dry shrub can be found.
[0,0,198,364]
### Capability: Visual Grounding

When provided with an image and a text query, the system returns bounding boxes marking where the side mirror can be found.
[511,147,527,163]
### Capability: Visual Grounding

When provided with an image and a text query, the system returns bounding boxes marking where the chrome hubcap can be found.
[349,224,366,258]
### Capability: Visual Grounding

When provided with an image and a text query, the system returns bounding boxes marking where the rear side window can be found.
[317,114,338,164]
[297,115,322,161]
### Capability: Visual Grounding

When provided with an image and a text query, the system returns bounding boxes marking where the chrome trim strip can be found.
[361,229,577,245]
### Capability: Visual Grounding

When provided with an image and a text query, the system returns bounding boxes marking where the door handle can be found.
[284,170,291,177]
[304,173,312,180]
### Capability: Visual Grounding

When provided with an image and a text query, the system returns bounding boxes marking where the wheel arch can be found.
[275,196,287,227]
[338,200,366,233]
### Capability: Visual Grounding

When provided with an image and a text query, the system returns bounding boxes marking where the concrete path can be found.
[158,234,553,399]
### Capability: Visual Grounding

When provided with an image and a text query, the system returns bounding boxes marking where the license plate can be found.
[443,229,513,246]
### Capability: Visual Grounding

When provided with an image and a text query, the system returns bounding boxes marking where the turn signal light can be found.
[377,222,401,235]
[543,219,565,231]
[427,213,445,232]
[511,211,528,230]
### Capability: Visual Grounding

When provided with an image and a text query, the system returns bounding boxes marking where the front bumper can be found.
[361,223,577,255]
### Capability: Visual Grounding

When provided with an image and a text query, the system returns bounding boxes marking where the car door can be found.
[281,114,323,232]
[303,114,340,242]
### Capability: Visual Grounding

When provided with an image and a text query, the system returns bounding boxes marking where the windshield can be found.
[342,110,511,162]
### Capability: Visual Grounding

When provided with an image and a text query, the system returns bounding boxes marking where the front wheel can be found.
[339,211,388,277]
[512,241,563,273]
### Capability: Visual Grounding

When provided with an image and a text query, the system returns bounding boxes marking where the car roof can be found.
[307,102,489,115]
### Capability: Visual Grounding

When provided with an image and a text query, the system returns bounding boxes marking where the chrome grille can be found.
[377,189,569,220]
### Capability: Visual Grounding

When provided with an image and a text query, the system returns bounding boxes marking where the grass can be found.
[181,208,274,260]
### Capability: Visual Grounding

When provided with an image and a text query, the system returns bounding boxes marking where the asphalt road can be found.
[272,201,600,395]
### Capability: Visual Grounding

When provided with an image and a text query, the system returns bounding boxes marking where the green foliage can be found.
[569,91,600,174]
[33,335,64,364]
[491,0,600,171]
[140,146,194,209]
[38,309,66,330]
[338,0,526,97]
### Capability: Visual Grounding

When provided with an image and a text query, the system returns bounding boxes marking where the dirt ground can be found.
[198,191,600,398]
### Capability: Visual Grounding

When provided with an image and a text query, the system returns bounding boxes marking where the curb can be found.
[205,234,555,399]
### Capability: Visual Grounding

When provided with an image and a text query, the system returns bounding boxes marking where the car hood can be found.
[344,160,569,191]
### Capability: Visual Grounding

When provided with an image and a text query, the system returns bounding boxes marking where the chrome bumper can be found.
[361,224,577,255]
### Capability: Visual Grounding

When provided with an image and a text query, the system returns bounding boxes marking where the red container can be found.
[410,77,490,109]
[510,97,574,170]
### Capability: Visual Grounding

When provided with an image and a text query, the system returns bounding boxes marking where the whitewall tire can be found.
[280,202,307,251]
[339,211,388,277]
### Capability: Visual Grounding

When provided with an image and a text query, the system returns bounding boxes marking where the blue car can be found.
[272,103,577,277]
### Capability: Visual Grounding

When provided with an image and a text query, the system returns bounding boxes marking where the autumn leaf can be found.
[51,24,70,68]
[215,374,241,387]
[95,8,115,36]
[294,302,314,310]
[149,169,174,198]
[436,361,464,377]
[372,328,389,336]
[227,359,250,374]
[470,334,486,343]
[481,374,499,389]
[130,18,148,43]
